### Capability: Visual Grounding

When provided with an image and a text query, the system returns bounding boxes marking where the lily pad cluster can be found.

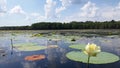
[66,44,120,64]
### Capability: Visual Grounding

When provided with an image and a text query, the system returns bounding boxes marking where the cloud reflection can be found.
[21,62,36,68]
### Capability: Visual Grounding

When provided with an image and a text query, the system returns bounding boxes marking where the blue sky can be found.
[0,0,120,26]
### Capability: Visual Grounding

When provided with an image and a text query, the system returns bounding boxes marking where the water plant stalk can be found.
[87,55,90,68]
[11,39,13,55]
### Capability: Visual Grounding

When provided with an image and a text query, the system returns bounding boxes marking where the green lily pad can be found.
[69,44,86,50]
[13,43,47,51]
[31,33,43,37]
[66,51,120,64]
[47,35,63,40]
[64,36,80,42]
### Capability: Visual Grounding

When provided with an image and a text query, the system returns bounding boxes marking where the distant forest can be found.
[0,20,120,30]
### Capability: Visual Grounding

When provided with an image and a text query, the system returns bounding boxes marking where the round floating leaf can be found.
[47,35,63,41]
[66,51,120,64]
[64,36,80,42]
[25,55,45,61]
[69,44,86,50]
[47,45,58,48]
[31,33,43,37]
[13,43,47,51]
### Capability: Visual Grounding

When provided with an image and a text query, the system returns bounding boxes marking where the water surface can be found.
[0,30,120,68]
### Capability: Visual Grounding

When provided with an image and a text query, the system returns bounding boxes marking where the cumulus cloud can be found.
[100,2,120,21]
[116,2,120,9]
[55,0,89,14]
[100,8,115,20]
[44,0,56,18]
[25,12,45,22]
[65,1,120,22]
[60,0,72,7]
[0,0,7,13]
[64,1,99,22]
[60,0,88,7]
[9,5,26,14]
[80,1,98,17]
[31,13,40,17]
[55,0,72,14]
[56,6,65,14]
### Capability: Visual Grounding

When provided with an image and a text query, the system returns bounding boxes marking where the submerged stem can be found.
[87,55,90,68]
[11,39,13,55]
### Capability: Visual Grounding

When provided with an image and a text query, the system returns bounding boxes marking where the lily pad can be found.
[25,55,45,61]
[69,44,86,50]
[64,36,80,42]
[13,43,47,51]
[31,33,43,37]
[66,51,120,64]
[47,35,63,41]
[47,45,58,48]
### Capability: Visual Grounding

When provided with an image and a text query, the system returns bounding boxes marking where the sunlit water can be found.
[0,30,120,68]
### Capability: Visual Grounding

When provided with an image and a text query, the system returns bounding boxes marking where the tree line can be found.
[0,20,120,30]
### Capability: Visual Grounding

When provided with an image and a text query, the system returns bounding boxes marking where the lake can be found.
[0,30,120,68]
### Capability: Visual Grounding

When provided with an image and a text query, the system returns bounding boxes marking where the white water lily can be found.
[84,43,101,57]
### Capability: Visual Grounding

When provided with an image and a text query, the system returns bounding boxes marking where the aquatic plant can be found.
[47,45,58,48]
[71,38,76,41]
[69,44,86,50]
[84,43,101,57]
[25,55,45,61]
[31,33,43,37]
[84,43,101,68]
[66,43,120,66]
[66,51,119,64]
[13,43,47,51]
[13,43,58,51]
[10,33,17,55]
[10,39,14,55]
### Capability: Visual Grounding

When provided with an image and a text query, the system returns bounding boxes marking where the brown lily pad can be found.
[25,55,45,61]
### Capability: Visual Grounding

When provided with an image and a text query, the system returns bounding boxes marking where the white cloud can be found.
[101,8,115,19]
[30,13,40,17]
[9,5,31,21]
[64,1,120,22]
[80,1,98,17]
[0,0,7,13]
[56,6,65,14]
[55,0,72,14]
[116,2,120,9]
[9,5,26,14]
[100,2,120,21]
[60,0,72,7]
[25,12,45,22]
[63,1,99,22]
[60,0,88,7]
[44,0,56,18]
[0,13,4,16]
[56,0,88,15]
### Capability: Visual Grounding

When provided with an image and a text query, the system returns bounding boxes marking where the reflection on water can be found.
[0,30,120,68]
